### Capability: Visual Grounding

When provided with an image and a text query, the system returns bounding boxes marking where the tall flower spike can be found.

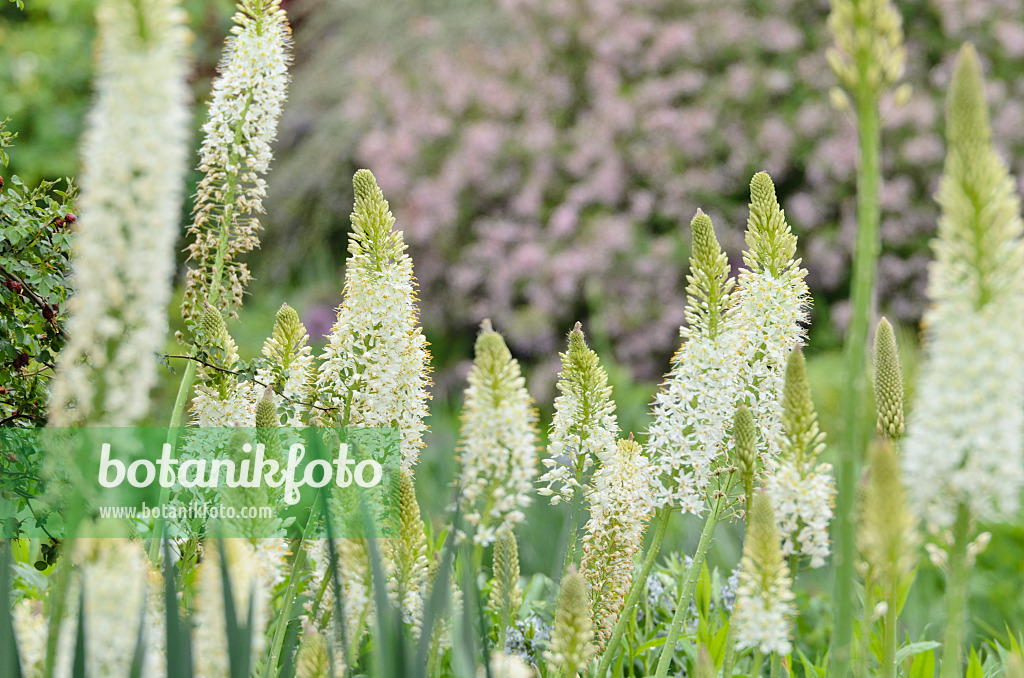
[902,44,1024,532]
[181,0,292,324]
[48,0,191,426]
[873,318,904,439]
[731,172,811,464]
[827,0,906,95]
[580,436,654,649]
[384,469,429,631]
[647,210,745,513]
[190,304,259,428]
[538,323,618,504]
[316,170,432,470]
[545,572,596,676]
[860,438,918,586]
[766,349,835,568]
[456,321,538,545]
[733,493,796,655]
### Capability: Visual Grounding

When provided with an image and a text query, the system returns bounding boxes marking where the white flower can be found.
[766,460,835,568]
[480,652,535,678]
[456,322,538,546]
[538,324,618,504]
[315,170,432,471]
[648,174,809,514]
[49,0,190,426]
[902,45,1024,533]
[182,0,292,323]
[733,494,796,656]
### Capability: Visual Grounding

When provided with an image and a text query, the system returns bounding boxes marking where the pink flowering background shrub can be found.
[265,0,1024,383]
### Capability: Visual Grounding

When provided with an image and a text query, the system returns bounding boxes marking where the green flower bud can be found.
[873,318,904,439]
[734,405,758,500]
[782,348,827,466]
[489,529,523,647]
[744,172,799,278]
[859,438,917,585]
[827,0,906,95]
[684,209,734,340]
[546,572,595,676]
[350,169,404,270]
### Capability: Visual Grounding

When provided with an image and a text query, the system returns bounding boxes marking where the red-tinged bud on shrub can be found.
[42,306,55,320]
[4,280,21,294]
[12,352,30,370]
[0,176,4,189]
[51,217,65,228]
[63,212,77,225]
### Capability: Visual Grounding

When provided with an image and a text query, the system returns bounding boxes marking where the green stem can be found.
[883,575,899,678]
[770,652,780,678]
[653,496,724,678]
[940,504,971,678]
[594,507,672,677]
[147,359,196,562]
[750,651,764,678]
[561,464,586,579]
[833,85,881,678]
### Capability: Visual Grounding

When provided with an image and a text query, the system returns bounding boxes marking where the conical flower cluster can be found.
[190,304,259,428]
[733,493,796,655]
[580,437,655,648]
[545,572,596,677]
[765,349,835,568]
[902,44,1024,532]
[182,0,292,324]
[49,0,190,426]
[316,170,432,471]
[873,318,905,439]
[827,0,905,95]
[257,302,315,426]
[648,174,810,514]
[490,530,524,647]
[384,470,429,630]
[456,321,538,546]
[860,438,918,586]
[538,323,618,504]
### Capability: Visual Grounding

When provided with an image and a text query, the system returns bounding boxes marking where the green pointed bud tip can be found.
[690,209,720,262]
[782,349,813,427]
[750,170,777,208]
[734,405,757,479]
[568,321,585,345]
[352,169,382,205]
[255,389,278,429]
[948,42,990,147]
[557,571,589,618]
[275,302,301,330]
[748,492,779,549]
[199,302,228,341]
[873,317,905,438]
[475,319,511,365]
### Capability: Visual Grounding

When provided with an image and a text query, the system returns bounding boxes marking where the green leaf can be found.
[896,641,941,663]
[908,648,935,678]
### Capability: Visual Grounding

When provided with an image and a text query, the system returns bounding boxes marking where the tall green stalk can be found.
[834,87,880,677]
[882,577,899,678]
[826,1,905,672]
[593,507,671,676]
[653,495,725,678]
[940,504,971,678]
